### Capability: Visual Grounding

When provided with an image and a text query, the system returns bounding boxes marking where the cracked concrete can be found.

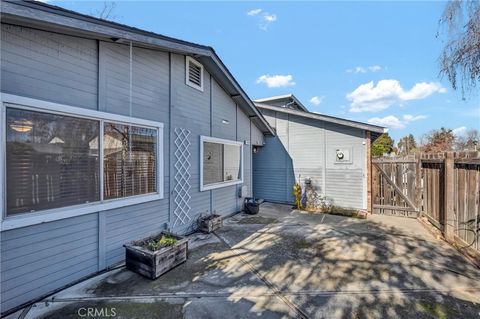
[13,203,480,319]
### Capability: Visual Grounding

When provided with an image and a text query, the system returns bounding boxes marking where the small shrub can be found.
[146,234,177,251]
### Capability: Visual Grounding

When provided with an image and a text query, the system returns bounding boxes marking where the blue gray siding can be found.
[0,24,261,313]
[254,110,366,209]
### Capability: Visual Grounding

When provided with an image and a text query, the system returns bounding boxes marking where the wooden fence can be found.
[372,151,480,253]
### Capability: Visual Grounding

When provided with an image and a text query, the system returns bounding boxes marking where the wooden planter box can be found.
[198,214,223,233]
[124,232,188,279]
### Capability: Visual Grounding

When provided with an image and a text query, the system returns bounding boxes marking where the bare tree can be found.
[438,0,480,98]
[455,128,479,151]
[93,1,117,21]
[420,127,455,153]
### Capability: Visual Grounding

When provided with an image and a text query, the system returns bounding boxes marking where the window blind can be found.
[6,108,100,215]
[103,122,157,200]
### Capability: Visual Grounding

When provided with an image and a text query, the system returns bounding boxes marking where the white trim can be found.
[1,193,163,231]
[99,122,105,202]
[157,126,164,197]
[185,56,204,92]
[1,93,164,129]
[200,136,244,192]
[0,101,6,221]
[0,94,165,230]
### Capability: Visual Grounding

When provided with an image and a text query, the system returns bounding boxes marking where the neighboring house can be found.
[0,0,272,314]
[253,94,385,209]
[0,1,385,315]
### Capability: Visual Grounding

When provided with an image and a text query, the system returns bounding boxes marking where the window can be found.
[2,96,163,224]
[200,136,243,191]
[103,123,157,199]
[6,108,100,215]
[186,56,204,91]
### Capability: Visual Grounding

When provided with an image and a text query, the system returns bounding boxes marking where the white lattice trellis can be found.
[173,128,192,227]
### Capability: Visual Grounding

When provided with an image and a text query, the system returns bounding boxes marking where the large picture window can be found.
[6,108,100,215]
[3,99,163,223]
[200,136,243,191]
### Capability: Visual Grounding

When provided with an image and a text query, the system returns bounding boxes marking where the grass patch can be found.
[294,239,312,249]
[238,216,278,224]
[416,302,459,319]
[327,206,366,219]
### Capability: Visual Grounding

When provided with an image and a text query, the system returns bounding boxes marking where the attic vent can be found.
[186,56,204,91]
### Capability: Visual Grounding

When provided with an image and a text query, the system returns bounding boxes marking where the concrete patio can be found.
[13,203,480,319]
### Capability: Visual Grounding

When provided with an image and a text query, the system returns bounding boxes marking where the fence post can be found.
[366,131,372,214]
[415,153,422,216]
[444,152,455,239]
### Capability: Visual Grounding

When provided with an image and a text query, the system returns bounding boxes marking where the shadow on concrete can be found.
[26,202,480,319]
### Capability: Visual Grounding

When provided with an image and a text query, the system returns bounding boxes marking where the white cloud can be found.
[309,96,324,106]
[402,114,427,122]
[256,74,295,88]
[347,80,447,113]
[368,114,428,130]
[247,8,262,16]
[346,67,366,74]
[368,115,405,129]
[368,113,428,130]
[346,65,382,74]
[259,13,277,30]
[452,126,467,136]
[247,8,277,30]
[263,14,277,22]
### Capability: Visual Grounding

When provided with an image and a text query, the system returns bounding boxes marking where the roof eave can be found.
[1,0,275,135]
[255,103,385,134]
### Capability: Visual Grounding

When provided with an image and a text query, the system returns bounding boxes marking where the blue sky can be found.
[49,1,479,142]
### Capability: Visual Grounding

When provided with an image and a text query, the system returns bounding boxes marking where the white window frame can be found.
[200,136,243,192]
[0,93,164,231]
[185,56,204,92]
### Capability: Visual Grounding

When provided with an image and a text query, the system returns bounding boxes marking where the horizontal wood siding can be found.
[237,108,253,209]
[254,109,366,208]
[211,80,241,215]
[1,24,98,109]
[0,23,264,314]
[289,115,325,195]
[325,122,366,209]
[170,54,210,233]
[105,200,169,266]
[251,123,265,146]
[1,214,98,312]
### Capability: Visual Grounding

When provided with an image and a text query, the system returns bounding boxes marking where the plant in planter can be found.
[197,211,223,233]
[124,232,188,279]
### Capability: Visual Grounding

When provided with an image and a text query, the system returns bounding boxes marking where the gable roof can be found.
[254,94,309,112]
[255,101,386,135]
[1,0,275,135]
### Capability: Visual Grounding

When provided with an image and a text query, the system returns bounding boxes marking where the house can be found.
[0,1,385,315]
[0,0,272,314]
[253,94,385,209]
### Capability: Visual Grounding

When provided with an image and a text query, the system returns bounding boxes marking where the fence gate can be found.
[421,159,445,230]
[372,158,419,217]
[453,160,480,252]
[372,152,479,255]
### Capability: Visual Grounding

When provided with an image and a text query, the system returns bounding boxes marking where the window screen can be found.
[202,140,242,188]
[103,123,157,200]
[6,108,100,215]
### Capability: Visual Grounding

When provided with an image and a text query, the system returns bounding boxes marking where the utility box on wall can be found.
[335,148,353,164]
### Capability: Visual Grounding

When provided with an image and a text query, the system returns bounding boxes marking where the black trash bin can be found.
[244,197,263,215]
